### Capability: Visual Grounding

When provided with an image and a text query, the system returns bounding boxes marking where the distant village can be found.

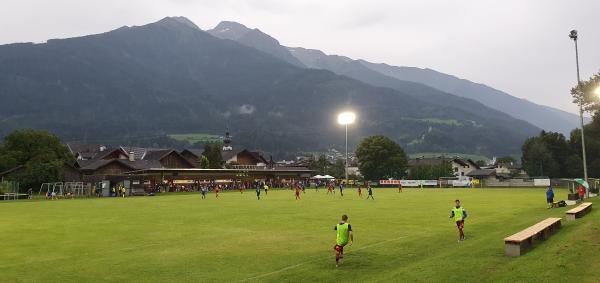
[0,128,548,198]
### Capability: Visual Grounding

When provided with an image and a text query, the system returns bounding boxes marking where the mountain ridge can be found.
[0,17,540,156]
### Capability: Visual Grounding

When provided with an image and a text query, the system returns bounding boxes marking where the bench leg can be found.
[566,214,576,221]
[505,242,522,257]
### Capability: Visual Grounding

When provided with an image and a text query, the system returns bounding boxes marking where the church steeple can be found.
[222,132,233,151]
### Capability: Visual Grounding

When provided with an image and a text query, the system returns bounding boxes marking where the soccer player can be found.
[449,199,467,242]
[333,214,353,267]
[357,185,362,198]
[366,185,374,200]
[339,183,344,197]
[327,184,333,195]
[200,186,207,199]
[215,185,220,198]
[255,185,261,200]
[264,183,269,195]
[398,183,403,193]
[295,184,301,200]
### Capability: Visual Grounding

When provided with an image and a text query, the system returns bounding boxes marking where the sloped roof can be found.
[143,149,196,168]
[94,147,129,160]
[222,149,243,161]
[79,159,163,171]
[143,150,174,161]
[248,151,268,163]
[67,143,111,159]
[0,165,24,177]
[181,149,204,158]
[467,169,496,177]
[120,146,149,160]
[409,158,451,166]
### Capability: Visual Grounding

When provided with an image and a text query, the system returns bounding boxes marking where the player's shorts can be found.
[334,245,344,253]
[456,220,464,229]
[547,198,554,203]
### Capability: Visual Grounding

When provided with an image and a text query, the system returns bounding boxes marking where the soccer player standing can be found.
[366,185,374,200]
[449,199,467,242]
[334,214,353,267]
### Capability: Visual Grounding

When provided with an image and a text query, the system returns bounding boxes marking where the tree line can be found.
[522,71,600,178]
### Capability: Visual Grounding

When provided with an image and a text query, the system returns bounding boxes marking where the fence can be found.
[0,181,27,200]
[0,181,19,194]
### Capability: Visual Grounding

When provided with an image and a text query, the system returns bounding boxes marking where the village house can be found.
[407,157,480,178]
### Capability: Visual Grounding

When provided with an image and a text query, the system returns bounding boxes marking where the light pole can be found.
[569,30,589,190]
[337,111,356,186]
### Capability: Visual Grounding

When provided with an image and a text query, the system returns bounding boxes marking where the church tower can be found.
[222,132,233,151]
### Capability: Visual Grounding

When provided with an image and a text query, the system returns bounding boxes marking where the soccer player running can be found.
[339,183,344,197]
[366,185,374,200]
[264,183,269,195]
[327,183,333,195]
[295,184,302,200]
[215,185,220,198]
[357,185,362,198]
[449,199,467,242]
[255,185,261,200]
[333,214,353,267]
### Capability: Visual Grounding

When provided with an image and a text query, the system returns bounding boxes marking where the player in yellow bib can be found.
[449,199,467,242]
[333,214,353,267]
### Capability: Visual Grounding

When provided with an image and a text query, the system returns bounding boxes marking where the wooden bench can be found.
[566,202,592,221]
[504,217,562,257]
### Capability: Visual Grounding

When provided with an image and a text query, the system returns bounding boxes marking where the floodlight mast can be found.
[337,112,356,185]
[569,29,589,196]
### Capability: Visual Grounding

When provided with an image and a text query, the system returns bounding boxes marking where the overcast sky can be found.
[2,0,599,114]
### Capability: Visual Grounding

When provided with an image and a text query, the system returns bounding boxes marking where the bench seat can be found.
[504,217,562,257]
[566,202,592,221]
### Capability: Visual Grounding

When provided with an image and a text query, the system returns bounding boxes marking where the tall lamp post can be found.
[337,111,356,185]
[569,30,589,191]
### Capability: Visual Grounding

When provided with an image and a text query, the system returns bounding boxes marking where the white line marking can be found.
[239,235,408,282]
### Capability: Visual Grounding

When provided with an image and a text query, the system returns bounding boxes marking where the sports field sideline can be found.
[1,188,598,282]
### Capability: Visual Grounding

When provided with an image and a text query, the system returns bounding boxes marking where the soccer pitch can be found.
[1,188,599,282]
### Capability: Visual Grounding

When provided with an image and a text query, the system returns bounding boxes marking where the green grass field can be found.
[1,188,599,282]
[168,133,222,145]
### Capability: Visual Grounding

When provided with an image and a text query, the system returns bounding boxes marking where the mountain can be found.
[357,62,583,135]
[205,21,542,136]
[288,47,581,135]
[207,21,305,67]
[0,17,540,156]
[207,21,574,136]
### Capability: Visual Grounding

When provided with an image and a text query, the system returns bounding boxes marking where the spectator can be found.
[546,186,554,209]
[578,185,585,203]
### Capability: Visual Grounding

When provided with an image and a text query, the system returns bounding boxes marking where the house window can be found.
[461,172,464,176]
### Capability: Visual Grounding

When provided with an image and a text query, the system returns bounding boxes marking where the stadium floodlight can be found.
[337,111,356,185]
[569,29,588,193]
[337,112,356,125]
